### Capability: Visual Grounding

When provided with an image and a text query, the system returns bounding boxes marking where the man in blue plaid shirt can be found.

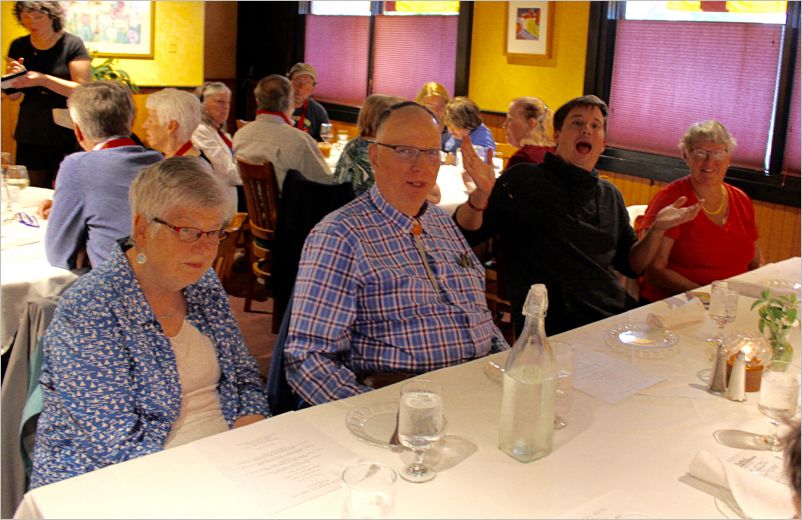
[285,102,509,405]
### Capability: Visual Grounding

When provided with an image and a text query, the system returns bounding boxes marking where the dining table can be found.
[1,187,77,355]
[12,257,800,519]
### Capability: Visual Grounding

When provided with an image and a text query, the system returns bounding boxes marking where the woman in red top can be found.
[640,120,763,302]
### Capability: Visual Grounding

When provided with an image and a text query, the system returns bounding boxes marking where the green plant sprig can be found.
[750,289,799,338]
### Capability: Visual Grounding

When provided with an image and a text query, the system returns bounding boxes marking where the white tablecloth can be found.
[13,259,801,519]
[1,187,77,354]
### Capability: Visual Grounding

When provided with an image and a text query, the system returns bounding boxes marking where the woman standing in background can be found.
[3,1,91,188]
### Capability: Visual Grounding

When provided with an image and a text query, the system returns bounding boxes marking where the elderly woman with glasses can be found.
[639,120,762,302]
[30,157,269,488]
[192,81,245,210]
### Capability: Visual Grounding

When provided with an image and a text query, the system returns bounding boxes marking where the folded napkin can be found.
[728,280,800,299]
[688,450,796,519]
[646,297,705,330]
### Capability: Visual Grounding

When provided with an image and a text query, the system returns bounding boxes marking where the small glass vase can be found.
[768,329,793,365]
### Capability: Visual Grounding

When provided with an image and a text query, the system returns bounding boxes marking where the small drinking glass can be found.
[758,360,800,451]
[551,341,575,429]
[3,165,29,215]
[341,462,396,519]
[320,123,334,144]
[708,281,738,344]
[397,379,446,483]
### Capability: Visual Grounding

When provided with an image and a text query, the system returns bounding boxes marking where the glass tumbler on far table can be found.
[320,123,334,144]
[550,341,575,430]
[757,360,800,451]
[397,379,446,483]
[708,281,738,344]
[3,164,29,217]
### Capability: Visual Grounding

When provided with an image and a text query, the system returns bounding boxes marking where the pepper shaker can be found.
[709,339,728,395]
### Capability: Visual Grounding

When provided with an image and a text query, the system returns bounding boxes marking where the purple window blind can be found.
[607,20,782,170]
[371,15,457,99]
[304,16,370,105]
[783,38,800,175]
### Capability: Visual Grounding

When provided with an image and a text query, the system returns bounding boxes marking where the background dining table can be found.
[12,258,800,519]
[1,187,77,355]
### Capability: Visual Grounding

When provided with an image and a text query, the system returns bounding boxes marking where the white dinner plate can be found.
[345,401,401,449]
[605,322,680,358]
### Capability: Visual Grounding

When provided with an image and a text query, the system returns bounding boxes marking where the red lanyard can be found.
[256,109,293,126]
[217,129,233,151]
[100,137,136,149]
[294,100,309,133]
[173,140,194,157]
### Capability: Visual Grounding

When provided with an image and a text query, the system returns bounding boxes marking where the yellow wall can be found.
[469,1,589,113]
[1,1,204,87]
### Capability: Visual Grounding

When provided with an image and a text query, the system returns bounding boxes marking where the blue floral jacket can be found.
[30,241,269,488]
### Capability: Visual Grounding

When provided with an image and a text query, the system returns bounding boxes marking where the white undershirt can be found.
[163,320,229,449]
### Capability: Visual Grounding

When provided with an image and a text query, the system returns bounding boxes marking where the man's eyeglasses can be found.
[689,149,729,161]
[375,143,441,165]
[153,217,229,243]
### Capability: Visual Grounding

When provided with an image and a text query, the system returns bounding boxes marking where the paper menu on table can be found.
[193,413,358,516]
[728,450,789,486]
[557,489,661,518]
[572,349,665,404]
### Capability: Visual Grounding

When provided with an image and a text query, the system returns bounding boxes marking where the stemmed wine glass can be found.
[708,281,738,344]
[320,123,334,144]
[397,379,446,483]
[757,360,800,451]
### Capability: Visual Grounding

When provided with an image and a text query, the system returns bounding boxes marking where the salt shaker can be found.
[709,339,728,395]
[726,351,747,402]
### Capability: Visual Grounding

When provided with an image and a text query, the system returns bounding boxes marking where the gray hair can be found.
[67,80,135,142]
[679,120,737,156]
[129,157,236,226]
[254,75,292,113]
[444,96,483,132]
[145,88,202,145]
[196,81,232,126]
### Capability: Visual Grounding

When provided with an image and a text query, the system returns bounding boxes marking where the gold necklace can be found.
[698,185,727,216]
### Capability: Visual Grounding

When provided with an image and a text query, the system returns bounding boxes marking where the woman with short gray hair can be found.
[144,88,205,159]
[640,120,762,302]
[192,81,244,209]
[442,96,496,157]
[30,157,268,488]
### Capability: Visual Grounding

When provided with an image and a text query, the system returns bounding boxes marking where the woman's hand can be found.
[459,135,496,200]
[5,57,25,75]
[12,69,45,89]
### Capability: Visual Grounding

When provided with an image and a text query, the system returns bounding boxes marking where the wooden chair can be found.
[212,212,247,287]
[483,235,516,345]
[236,158,280,320]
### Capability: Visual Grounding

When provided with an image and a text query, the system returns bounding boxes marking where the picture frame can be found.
[505,1,553,58]
[61,1,155,58]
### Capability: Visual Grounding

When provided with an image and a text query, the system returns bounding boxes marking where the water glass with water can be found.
[397,379,446,483]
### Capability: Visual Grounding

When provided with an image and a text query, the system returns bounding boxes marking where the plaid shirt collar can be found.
[369,184,443,237]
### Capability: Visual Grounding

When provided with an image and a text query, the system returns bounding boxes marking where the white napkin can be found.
[728,280,799,299]
[646,297,705,330]
[688,450,796,519]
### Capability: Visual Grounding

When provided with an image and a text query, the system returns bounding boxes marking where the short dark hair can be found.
[14,1,65,32]
[553,95,608,133]
[374,101,437,137]
[785,422,801,504]
[254,75,292,113]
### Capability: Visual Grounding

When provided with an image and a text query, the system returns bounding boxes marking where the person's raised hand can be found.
[459,135,496,198]
[652,196,700,231]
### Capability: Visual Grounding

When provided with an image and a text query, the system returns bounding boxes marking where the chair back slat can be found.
[212,212,247,285]
[236,158,280,232]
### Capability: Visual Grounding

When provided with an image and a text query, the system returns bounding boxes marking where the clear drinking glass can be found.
[758,360,800,451]
[550,341,575,430]
[4,165,29,215]
[708,281,738,343]
[397,380,446,483]
[320,123,334,144]
[341,462,396,519]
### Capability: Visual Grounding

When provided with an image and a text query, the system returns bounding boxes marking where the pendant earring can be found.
[136,252,147,265]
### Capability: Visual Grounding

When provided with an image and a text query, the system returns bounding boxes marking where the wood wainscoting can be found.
[600,169,801,264]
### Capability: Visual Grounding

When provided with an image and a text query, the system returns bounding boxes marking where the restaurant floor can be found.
[223,260,276,381]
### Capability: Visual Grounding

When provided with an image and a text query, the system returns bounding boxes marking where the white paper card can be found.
[728,450,789,486]
[573,349,665,404]
[193,414,358,516]
[557,489,661,518]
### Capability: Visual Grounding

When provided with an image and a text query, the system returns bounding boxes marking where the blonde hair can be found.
[414,82,450,105]
[512,96,554,147]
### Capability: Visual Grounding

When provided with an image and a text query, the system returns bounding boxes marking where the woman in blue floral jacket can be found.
[30,157,269,488]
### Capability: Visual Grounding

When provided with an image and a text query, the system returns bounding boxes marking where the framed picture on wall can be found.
[61,1,154,58]
[505,1,553,58]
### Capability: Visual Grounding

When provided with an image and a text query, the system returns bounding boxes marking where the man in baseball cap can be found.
[287,62,330,142]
